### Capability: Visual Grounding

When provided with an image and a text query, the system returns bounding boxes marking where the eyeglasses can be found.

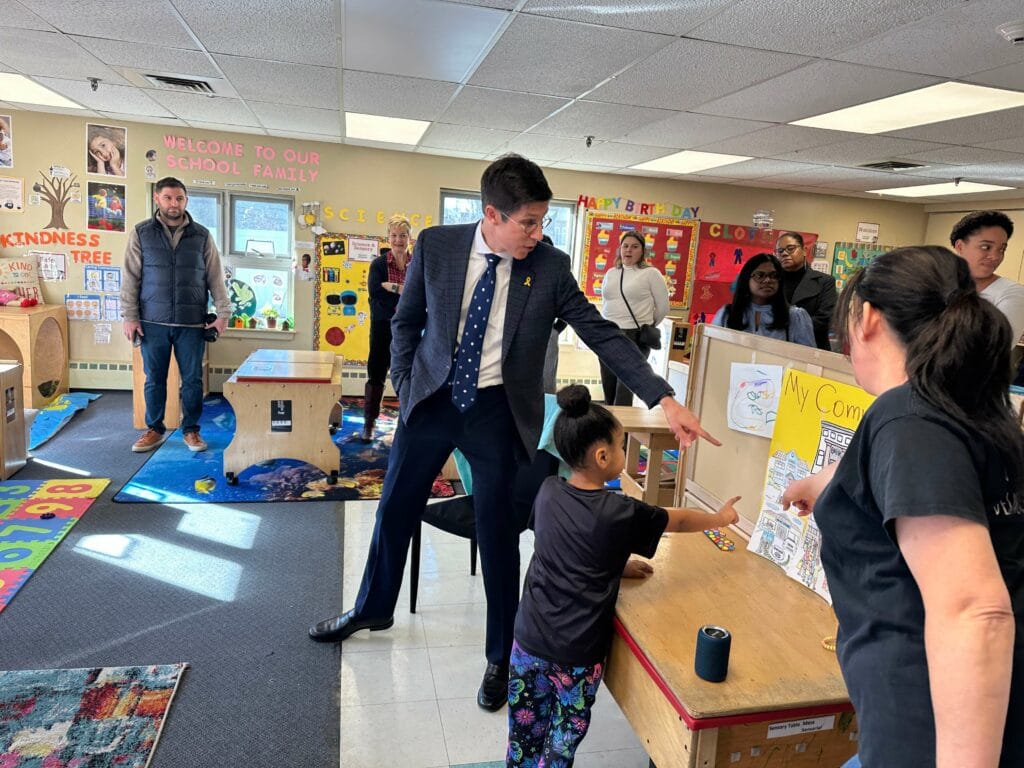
[775,244,801,256]
[750,270,780,283]
[500,210,552,235]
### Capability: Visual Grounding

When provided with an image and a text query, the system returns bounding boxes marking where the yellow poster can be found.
[313,232,383,365]
[747,369,875,603]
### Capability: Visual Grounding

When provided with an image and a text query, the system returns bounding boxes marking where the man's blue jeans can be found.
[139,322,205,434]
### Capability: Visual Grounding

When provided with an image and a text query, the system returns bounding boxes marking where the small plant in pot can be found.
[260,305,279,329]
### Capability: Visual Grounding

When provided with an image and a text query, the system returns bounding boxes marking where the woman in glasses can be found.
[599,231,670,405]
[711,252,815,347]
[775,231,837,350]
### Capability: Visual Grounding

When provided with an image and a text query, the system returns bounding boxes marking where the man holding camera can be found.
[121,176,230,453]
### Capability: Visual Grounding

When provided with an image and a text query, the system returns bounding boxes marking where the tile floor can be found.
[339,498,652,768]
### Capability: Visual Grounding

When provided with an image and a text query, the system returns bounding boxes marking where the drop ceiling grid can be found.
[342,71,461,122]
[69,38,222,80]
[212,55,340,109]
[34,77,174,118]
[437,86,571,132]
[0,28,132,84]
[18,0,201,49]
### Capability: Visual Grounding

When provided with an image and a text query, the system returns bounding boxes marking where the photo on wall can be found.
[0,114,12,168]
[86,181,126,232]
[86,123,126,177]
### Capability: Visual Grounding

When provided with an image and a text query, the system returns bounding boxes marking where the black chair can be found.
[409,449,561,613]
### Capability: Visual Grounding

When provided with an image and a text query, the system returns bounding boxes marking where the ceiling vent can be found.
[859,160,928,171]
[143,74,215,94]
[115,68,239,98]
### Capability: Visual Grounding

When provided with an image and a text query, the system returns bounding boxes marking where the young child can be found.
[506,384,739,767]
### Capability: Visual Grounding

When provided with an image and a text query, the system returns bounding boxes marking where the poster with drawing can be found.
[86,182,126,232]
[0,115,12,168]
[727,363,784,437]
[747,369,875,603]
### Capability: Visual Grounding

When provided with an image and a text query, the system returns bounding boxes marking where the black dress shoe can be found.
[477,662,509,712]
[308,609,394,642]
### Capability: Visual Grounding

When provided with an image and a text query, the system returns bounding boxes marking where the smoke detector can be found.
[998,20,1024,45]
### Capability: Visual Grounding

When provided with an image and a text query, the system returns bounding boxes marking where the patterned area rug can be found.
[28,392,102,450]
[113,396,454,504]
[0,663,187,767]
[0,478,109,615]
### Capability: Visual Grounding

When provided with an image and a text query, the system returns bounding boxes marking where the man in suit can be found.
[309,155,716,711]
[775,231,838,350]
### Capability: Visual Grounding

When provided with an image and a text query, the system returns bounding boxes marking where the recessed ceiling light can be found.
[0,73,83,109]
[791,82,1024,134]
[629,150,751,175]
[866,181,1015,197]
[345,112,430,145]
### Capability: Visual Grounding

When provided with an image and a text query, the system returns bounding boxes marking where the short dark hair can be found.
[949,210,1014,245]
[553,385,620,471]
[480,154,552,214]
[776,231,804,247]
[155,177,187,195]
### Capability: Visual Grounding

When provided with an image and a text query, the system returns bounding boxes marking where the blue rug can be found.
[28,392,102,449]
[113,396,454,504]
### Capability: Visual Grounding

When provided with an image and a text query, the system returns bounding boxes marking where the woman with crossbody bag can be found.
[599,231,670,405]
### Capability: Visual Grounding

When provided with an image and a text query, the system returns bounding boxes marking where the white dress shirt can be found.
[456,223,512,389]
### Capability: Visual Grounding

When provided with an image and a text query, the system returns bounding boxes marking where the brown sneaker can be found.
[183,432,208,452]
[132,429,167,453]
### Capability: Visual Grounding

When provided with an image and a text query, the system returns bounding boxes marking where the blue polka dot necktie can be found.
[451,253,501,412]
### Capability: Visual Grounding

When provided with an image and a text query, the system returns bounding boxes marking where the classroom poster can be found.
[746,369,875,603]
[689,223,818,326]
[86,182,125,232]
[727,363,784,437]
[313,232,385,365]
[578,211,697,308]
[0,114,12,168]
[831,241,895,292]
[0,176,24,213]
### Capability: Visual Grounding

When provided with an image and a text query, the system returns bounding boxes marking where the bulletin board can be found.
[680,324,860,535]
[312,231,385,365]
[578,211,697,308]
[831,241,896,292]
[689,223,819,326]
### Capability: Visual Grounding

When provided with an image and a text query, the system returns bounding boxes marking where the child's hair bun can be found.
[556,384,592,418]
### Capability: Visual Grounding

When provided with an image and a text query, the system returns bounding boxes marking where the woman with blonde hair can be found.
[361,214,412,441]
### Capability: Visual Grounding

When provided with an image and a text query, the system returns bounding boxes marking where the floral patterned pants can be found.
[506,639,604,767]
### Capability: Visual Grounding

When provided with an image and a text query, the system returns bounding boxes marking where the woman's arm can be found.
[897,514,1014,768]
[649,268,670,325]
[782,461,838,515]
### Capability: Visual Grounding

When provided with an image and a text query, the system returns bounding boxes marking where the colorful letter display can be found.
[831,241,895,292]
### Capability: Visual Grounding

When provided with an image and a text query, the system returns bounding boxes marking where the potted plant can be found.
[260,305,279,329]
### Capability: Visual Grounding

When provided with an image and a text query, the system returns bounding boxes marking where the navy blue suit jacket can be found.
[390,223,673,456]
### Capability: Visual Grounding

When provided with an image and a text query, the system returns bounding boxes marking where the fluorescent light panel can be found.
[792,82,1024,135]
[345,112,430,145]
[630,150,751,175]
[0,73,83,109]
[867,181,1014,197]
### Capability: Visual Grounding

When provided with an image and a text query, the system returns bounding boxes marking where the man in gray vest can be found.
[121,177,230,452]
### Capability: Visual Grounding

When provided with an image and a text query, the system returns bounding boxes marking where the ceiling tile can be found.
[145,91,261,126]
[502,133,581,162]
[8,1,54,31]
[35,77,173,117]
[445,0,516,7]
[343,71,459,122]
[965,60,1024,92]
[912,162,1024,184]
[438,86,569,132]
[694,60,939,122]
[521,0,737,36]
[759,166,936,188]
[19,0,199,48]
[694,159,825,179]
[560,142,674,167]
[271,130,340,143]
[900,145,1024,166]
[588,38,809,111]
[70,38,221,80]
[346,0,508,82]
[416,146,488,160]
[419,123,518,154]
[468,15,672,98]
[772,136,948,165]
[887,106,1024,145]
[0,29,131,84]
[552,161,626,174]
[695,124,861,157]
[620,113,772,150]
[184,121,265,135]
[213,55,339,109]
[174,0,337,67]
[344,137,419,154]
[532,101,677,141]
[977,136,1024,154]
[687,0,964,57]
[250,102,341,136]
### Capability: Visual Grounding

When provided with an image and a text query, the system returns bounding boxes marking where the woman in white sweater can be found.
[599,231,670,405]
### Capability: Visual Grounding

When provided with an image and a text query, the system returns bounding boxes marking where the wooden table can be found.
[604,531,857,767]
[222,349,342,485]
[607,406,681,507]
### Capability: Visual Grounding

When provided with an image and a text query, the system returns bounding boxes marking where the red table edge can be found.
[611,617,854,731]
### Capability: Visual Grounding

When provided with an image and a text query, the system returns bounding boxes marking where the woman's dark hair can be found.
[480,153,552,214]
[835,245,1024,482]
[949,210,1014,245]
[722,253,790,332]
[777,231,804,247]
[553,384,620,470]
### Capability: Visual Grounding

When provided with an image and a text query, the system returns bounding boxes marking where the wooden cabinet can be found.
[0,305,69,409]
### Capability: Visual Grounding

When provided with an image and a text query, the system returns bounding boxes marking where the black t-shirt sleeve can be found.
[869,416,987,537]
[626,498,669,558]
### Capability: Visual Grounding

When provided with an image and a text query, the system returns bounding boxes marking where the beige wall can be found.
[0,108,942,387]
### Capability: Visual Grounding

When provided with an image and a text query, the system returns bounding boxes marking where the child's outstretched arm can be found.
[664,496,740,533]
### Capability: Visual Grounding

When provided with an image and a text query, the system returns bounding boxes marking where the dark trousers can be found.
[598,328,649,406]
[366,320,392,386]
[139,322,205,434]
[354,385,524,664]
